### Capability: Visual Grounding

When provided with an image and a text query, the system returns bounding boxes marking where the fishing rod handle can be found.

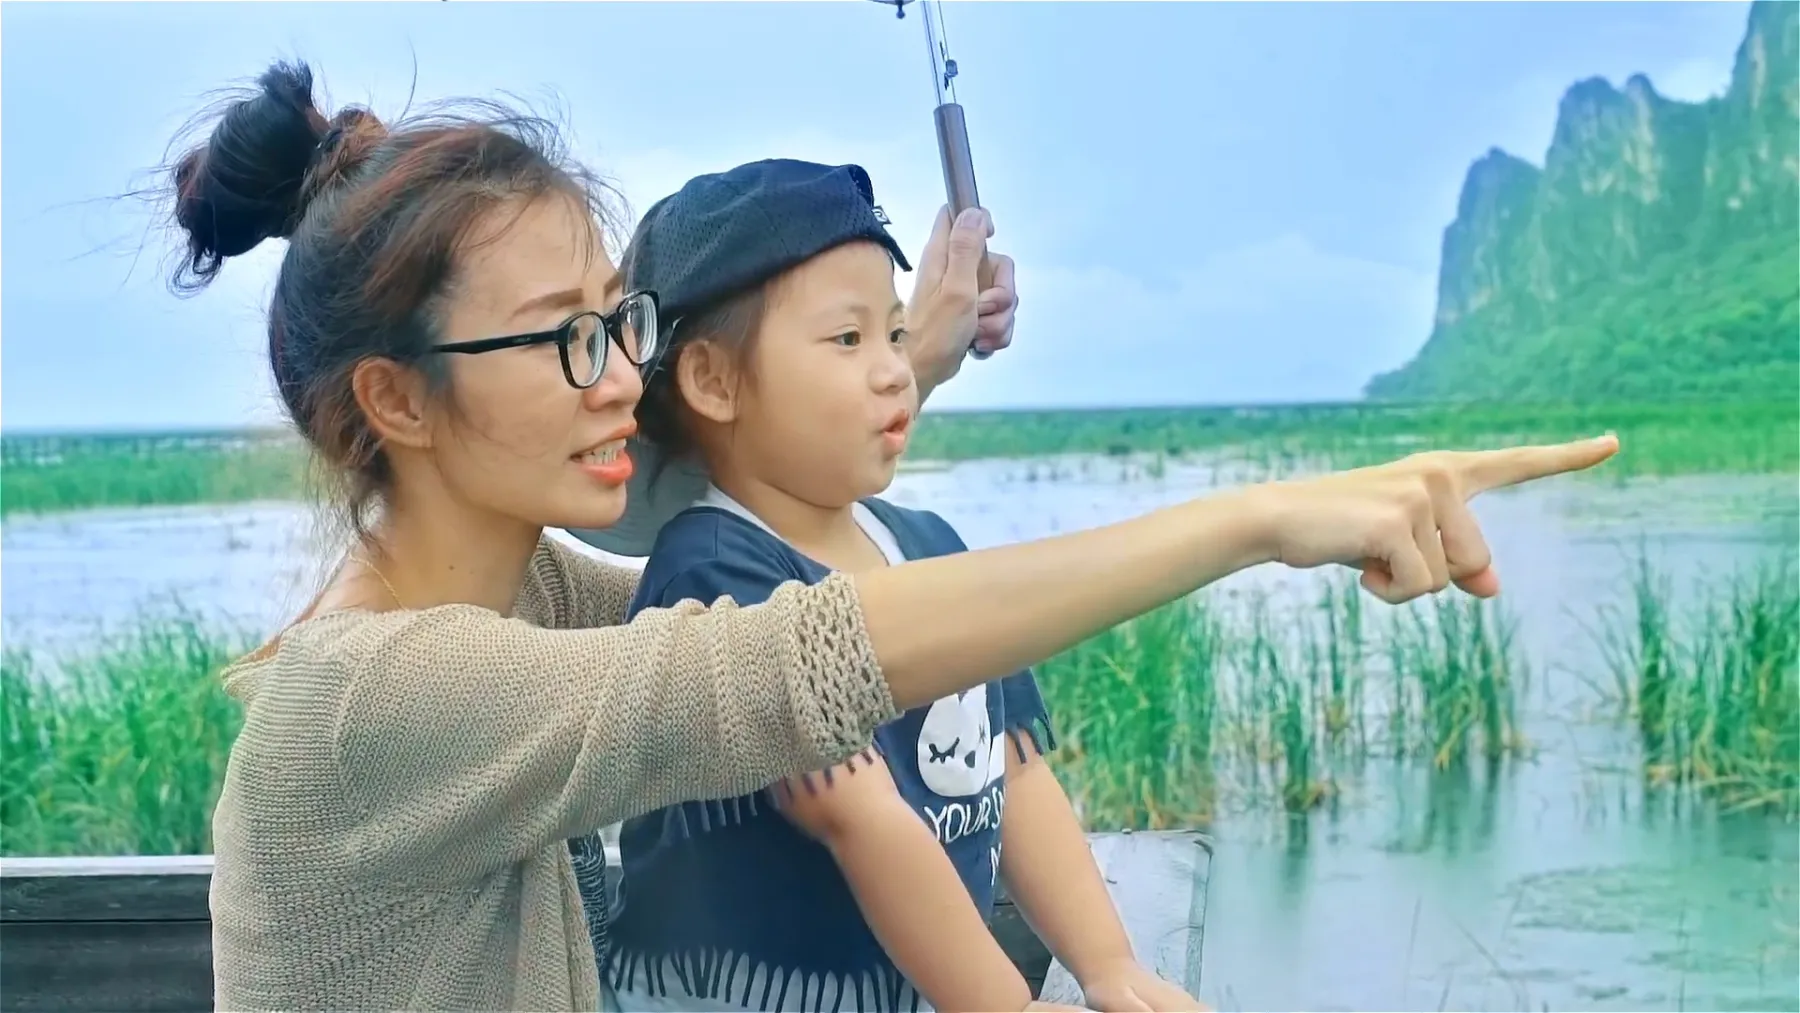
[934,101,997,358]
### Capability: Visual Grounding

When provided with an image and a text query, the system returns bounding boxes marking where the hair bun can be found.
[302,107,387,209]
[172,60,378,288]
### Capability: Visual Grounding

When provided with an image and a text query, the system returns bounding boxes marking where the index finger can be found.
[1458,434,1619,495]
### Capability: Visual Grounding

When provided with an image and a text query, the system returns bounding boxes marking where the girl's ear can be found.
[675,340,741,426]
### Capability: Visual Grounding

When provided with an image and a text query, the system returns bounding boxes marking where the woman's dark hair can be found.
[164,60,625,540]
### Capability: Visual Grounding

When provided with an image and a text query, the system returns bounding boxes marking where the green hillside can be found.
[1367,0,1798,402]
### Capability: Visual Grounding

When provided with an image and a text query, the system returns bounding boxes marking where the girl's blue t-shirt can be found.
[579,495,1054,1013]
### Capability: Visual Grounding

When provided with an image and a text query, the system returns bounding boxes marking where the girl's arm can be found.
[776,755,1035,1013]
[998,736,1205,1011]
[997,734,1135,983]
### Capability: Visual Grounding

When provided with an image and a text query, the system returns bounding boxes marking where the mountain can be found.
[1366,0,1798,402]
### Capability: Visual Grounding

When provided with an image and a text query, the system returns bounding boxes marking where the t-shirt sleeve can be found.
[999,667,1056,762]
[641,519,800,615]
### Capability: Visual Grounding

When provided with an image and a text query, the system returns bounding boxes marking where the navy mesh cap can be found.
[622,158,912,331]
[564,158,913,559]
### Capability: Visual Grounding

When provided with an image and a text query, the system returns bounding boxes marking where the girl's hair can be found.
[160,60,626,542]
[633,285,768,462]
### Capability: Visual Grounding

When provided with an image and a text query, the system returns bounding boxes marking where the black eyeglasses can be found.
[430,290,661,389]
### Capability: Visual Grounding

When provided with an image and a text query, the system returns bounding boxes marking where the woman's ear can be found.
[353,358,434,449]
[675,341,741,426]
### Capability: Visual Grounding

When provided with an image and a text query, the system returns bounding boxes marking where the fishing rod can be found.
[873,0,997,358]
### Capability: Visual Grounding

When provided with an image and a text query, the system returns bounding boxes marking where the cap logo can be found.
[872,205,892,226]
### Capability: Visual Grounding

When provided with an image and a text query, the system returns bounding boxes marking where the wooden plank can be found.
[2,855,214,877]
[0,919,212,1013]
[1036,830,1214,1007]
[991,887,1055,998]
[2,856,214,922]
[1,845,1064,1009]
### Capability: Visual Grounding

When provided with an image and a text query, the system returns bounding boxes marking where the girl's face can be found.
[699,240,918,510]
[410,194,647,532]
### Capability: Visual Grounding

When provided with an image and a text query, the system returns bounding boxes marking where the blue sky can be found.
[1,1,1756,432]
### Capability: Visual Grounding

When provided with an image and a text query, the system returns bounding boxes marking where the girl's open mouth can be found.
[880,409,912,452]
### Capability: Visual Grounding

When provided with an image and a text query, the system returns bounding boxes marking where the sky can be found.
[0,0,1758,432]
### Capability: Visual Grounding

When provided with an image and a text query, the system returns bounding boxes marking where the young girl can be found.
[584,159,1204,1013]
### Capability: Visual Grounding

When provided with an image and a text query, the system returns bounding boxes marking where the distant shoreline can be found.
[3,399,1795,519]
[6,392,1795,441]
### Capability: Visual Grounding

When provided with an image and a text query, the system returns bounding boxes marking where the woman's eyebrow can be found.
[508,287,586,323]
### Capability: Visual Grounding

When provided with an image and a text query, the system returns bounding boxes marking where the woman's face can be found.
[424,194,645,532]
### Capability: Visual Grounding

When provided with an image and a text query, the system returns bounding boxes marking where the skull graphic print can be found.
[916,685,1008,798]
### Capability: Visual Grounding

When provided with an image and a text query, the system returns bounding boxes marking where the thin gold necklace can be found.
[350,552,406,610]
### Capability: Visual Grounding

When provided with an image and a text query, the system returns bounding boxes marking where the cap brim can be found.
[563,436,710,558]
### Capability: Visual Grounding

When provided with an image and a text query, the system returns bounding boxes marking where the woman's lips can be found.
[572,438,635,486]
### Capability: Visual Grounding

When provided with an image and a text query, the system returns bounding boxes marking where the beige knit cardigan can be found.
[208,536,897,1011]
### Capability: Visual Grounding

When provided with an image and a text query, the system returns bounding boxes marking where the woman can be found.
[171,61,1616,1012]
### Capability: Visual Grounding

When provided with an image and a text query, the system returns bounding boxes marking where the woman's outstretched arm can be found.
[316,438,1613,878]
[851,435,1616,708]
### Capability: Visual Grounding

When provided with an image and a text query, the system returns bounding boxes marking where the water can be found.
[4,455,1796,1011]
[1201,748,1798,1011]
[3,502,331,655]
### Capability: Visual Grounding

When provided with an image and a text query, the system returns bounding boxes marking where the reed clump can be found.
[1599,553,1799,817]
[2,616,248,856]
[1037,596,1224,830]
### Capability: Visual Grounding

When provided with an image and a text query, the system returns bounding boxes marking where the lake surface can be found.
[4,454,1797,1011]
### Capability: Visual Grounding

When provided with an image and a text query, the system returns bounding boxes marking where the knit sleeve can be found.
[525,536,643,629]
[329,571,897,879]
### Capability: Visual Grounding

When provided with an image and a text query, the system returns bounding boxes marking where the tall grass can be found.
[1039,571,1524,823]
[1,618,248,856]
[1037,596,1224,830]
[5,554,1785,855]
[1212,579,1523,811]
[1219,593,1348,814]
[1309,577,1368,750]
[1599,554,1800,816]
[1386,595,1526,768]
[1,431,305,517]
